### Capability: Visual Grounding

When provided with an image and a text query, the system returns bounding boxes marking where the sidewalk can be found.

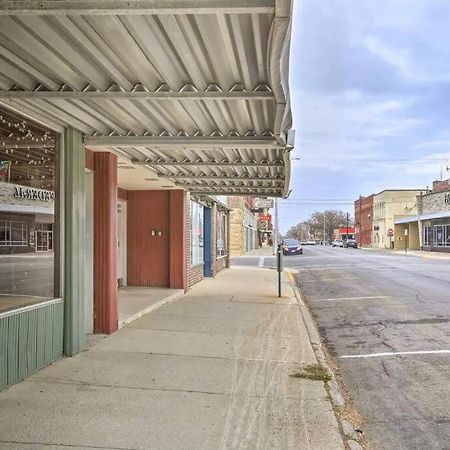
[0,268,343,450]
[360,247,450,260]
[234,246,275,257]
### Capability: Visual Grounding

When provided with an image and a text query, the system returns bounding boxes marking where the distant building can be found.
[395,179,450,252]
[354,195,374,247]
[333,227,356,240]
[228,197,259,256]
[372,189,422,249]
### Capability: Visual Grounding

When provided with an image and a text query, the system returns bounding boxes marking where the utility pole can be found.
[346,212,349,240]
[323,212,326,245]
[359,195,362,246]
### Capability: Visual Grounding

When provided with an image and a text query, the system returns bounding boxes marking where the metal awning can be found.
[0,0,294,197]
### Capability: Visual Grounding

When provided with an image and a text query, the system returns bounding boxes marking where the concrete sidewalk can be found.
[0,268,344,450]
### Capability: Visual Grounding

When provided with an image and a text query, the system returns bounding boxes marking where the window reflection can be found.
[0,109,58,313]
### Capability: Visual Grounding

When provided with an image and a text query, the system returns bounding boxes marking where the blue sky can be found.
[279,0,450,233]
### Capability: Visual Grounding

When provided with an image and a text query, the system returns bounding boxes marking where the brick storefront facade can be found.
[354,195,374,247]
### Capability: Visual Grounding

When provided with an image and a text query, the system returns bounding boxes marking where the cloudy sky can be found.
[279,0,450,233]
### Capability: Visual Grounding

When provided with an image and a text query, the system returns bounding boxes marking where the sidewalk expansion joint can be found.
[88,349,298,364]
[0,440,139,450]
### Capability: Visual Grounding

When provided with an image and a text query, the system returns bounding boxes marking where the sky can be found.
[279,0,450,234]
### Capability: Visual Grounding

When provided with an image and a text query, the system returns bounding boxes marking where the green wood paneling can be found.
[0,301,64,391]
[63,127,86,356]
[0,319,7,389]
[7,315,19,385]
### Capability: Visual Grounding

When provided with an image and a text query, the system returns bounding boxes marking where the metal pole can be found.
[323,212,326,245]
[273,197,279,255]
[346,212,349,240]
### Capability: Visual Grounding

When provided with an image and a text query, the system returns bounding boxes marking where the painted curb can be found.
[286,272,364,449]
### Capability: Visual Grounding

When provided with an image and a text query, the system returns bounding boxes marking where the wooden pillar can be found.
[93,152,118,334]
[169,190,187,290]
[63,127,85,355]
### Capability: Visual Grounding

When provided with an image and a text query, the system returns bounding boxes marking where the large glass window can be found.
[191,200,204,265]
[0,108,59,313]
[423,226,431,246]
[433,225,445,246]
[216,212,227,257]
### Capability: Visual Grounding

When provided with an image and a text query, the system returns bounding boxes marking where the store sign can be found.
[254,198,274,209]
[13,186,54,202]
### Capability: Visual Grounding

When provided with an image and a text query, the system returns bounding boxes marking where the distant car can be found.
[332,239,344,247]
[344,239,358,249]
[282,239,303,255]
[306,240,316,245]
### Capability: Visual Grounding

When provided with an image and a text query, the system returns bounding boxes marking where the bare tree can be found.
[286,210,353,243]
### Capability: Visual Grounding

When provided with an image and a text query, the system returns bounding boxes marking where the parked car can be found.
[306,240,316,245]
[344,239,358,249]
[282,239,303,255]
[332,239,344,247]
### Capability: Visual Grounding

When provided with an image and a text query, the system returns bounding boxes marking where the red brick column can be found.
[93,152,118,334]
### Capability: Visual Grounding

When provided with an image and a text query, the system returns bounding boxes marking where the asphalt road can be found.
[231,246,450,450]
[0,253,54,300]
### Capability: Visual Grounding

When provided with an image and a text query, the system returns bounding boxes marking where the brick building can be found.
[228,196,258,256]
[395,179,450,252]
[354,195,374,247]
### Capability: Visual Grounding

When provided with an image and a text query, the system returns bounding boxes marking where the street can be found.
[232,246,450,450]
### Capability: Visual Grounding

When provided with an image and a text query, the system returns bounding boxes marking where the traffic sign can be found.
[387,228,394,237]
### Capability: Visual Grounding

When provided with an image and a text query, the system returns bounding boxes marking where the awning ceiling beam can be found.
[133,160,284,167]
[86,136,283,149]
[0,0,275,15]
[0,90,274,101]
[163,175,282,182]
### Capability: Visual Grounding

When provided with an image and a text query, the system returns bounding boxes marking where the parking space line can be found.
[339,350,450,359]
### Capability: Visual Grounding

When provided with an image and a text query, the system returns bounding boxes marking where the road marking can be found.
[339,350,450,359]
[313,295,390,302]
[258,257,265,268]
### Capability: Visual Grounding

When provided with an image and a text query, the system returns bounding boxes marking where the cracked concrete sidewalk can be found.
[0,267,344,450]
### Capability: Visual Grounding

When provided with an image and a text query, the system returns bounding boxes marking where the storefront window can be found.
[0,109,59,313]
[423,226,431,246]
[216,212,227,257]
[191,200,204,265]
[433,225,445,246]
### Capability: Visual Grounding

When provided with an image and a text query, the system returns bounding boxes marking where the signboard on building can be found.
[254,198,274,209]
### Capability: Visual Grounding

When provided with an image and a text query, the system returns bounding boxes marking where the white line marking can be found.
[258,257,264,268]
[313,295,389,302]
[339,350,450,359]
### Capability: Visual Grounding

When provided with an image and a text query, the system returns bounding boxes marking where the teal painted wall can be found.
[0,301,63,391]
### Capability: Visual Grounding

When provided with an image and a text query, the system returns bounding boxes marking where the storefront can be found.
[0,109,63,390]
[0,0,294,392]
[394,186,450,252]
[188,196,230,286]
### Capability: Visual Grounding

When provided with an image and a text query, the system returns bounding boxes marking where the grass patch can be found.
[290,364,332,382]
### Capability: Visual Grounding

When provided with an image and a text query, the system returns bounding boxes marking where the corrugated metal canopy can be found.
[0,0,294,196]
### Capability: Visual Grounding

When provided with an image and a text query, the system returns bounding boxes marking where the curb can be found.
[286,272,364,450]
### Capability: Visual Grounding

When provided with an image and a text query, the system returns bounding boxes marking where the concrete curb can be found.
[286,272,364,450]
[118,290,184,329]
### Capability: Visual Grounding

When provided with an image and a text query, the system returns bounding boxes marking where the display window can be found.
[0,109,59,313]
[216,212,227,257]
[422,225,431,246]
[191,200,204,265]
